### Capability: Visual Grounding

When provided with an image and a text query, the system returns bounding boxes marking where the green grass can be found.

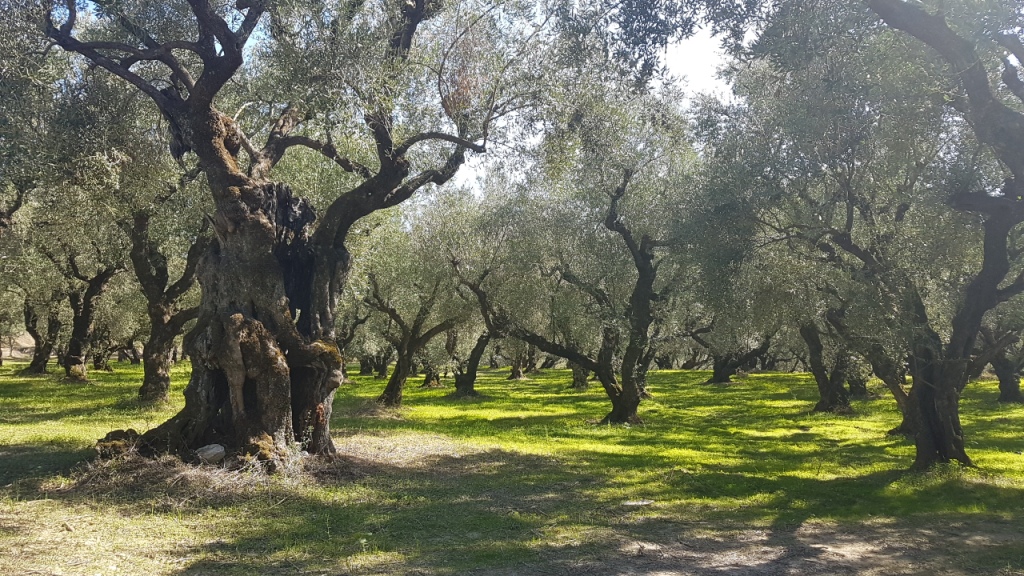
[2,362,1024,575]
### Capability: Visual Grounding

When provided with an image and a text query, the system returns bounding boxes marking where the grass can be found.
[2,361,1024,575]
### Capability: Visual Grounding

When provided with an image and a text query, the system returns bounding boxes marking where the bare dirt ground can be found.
[2,431,1022,576]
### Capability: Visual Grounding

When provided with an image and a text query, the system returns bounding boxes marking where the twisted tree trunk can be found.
[569,361,590,390]
[799,323,852,414]
[21,295,62,375]
[453,331,490,397]
[991,353,1023,403]
[63,265,119,381]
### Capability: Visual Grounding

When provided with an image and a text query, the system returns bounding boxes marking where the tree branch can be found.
[394,132,486,156]
[866,0,1024,180]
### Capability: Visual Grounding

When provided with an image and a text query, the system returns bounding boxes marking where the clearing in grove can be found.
[1,362,1023,575]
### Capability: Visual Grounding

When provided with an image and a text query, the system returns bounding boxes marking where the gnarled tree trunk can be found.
[21,295,62,375]
[63,265,119,381]
[799,323,852,414]
[127,210,208,403]
[379,353,412,407]
[569,361,590,390]
[141,180,345,460]
[991,353,1023,403]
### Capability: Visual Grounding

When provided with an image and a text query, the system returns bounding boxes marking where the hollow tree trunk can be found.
[21,297,61,375]
[454,332,490,397]
[991,353,1023,403]
[140,180,344,460]
[799,324,852,414]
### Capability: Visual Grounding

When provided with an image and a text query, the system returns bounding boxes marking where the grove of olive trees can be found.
[2,0,1023,477]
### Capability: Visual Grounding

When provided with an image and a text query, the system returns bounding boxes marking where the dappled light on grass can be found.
[2,362,1024,574]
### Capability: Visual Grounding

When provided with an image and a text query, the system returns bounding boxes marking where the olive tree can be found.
[46,0,552,459]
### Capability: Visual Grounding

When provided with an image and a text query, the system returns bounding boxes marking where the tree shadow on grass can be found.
[523,467,1024,576]
[4,438,1024,575]
[0,442,93,485]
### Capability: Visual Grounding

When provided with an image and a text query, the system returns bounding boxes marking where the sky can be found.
[663,26,730,100]
[451,28,730,190]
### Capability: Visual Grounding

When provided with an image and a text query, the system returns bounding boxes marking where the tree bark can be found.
[21,295,62,375]
[508,351,527,380]
[991,353,1023,403]
[63,265,119,381]
[93,348,114,371]
[525,344,540,373]
[359,355,374,376]
[799,324,852,414]
[420,361,441,387]
[378,352,412,407]
[907,341,971,469]
[127,210,208,403]
[138,329,176,403]
[453,332,490,397]
[569,361,590,390]
[847,373,869,398]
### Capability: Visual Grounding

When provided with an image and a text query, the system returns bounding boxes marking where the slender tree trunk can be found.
[339,353,351,383]
[64,293,89,380]
[855,339,912,434]
[454,332,490,397]
[375,354,390,379]
[525,344,540,373]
